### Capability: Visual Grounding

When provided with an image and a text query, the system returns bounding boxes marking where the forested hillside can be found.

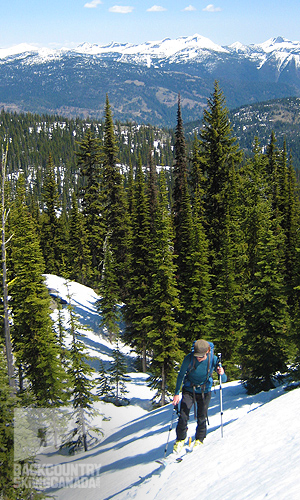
[186,96,300,174]
[1,84,300,498]
[0,110,175,210]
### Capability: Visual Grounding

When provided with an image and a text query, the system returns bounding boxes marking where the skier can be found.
[172,339,227,453]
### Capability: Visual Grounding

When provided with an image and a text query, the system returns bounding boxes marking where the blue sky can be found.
[2,0,300,48]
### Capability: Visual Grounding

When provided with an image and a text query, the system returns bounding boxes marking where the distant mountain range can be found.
[1,34,300,126]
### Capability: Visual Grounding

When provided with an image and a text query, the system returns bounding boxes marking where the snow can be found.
[73,34,228,58]
[3,34,300,72]
[0,43,39,58]
[257,36,300,53]
[32,275,300,500]
[0,34,227,62]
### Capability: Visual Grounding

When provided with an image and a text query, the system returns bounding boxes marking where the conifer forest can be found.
[1,82,300,498]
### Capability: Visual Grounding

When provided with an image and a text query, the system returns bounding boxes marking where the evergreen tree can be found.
[239,139,269,282]
[172,95,193,271]
[9,176,65,406]
[171,95,195,347]
[147,149,158,231]
[123,156,152,372]
[188,133,213,341]
[96,359,111,398]
[76,128,104,283]
[39,153,63,275]
[97,236,121,342]
[1,142,15,390]
[0,347,15,498]
[200,81,242,277]
[102,95,130,300]
[278,150,300,305]
[126,159,135,217]
[55,299,69,365]
[241,206,290,393]
[212,205,242,373]
[266,131,280,209]
[62,288,101,453]
[147,171,183,405]
[68,191,92,285]
[199,82,243,369]
[0,350,44,499]
[109,339,129,404]
[190,133,206,214]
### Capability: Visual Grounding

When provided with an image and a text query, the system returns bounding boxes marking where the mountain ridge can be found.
[2,34,300,60]
[1,34,300,126]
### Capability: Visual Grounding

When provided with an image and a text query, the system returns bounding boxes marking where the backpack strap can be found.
[185,345,213,388]
[187,352,196,374]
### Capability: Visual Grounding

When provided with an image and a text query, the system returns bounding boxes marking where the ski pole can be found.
[164,405,177,457]
[218,353,224,438]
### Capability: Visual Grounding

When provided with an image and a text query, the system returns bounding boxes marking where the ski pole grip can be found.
[218,352,222,367]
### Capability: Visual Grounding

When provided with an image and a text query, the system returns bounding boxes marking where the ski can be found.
[155,444,193,467]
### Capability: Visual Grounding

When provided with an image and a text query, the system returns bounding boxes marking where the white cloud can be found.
[183,5,196,11]
[84,0,102,8]
[203,4,222,12]
[109,5,134,14]
[147,5,167,12]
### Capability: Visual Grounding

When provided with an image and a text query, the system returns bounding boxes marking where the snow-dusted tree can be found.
[96,359,111,398]
[61,286,102,454]
[108,339,129,404]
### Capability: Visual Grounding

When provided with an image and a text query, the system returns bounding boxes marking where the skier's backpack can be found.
[186,340,215,390]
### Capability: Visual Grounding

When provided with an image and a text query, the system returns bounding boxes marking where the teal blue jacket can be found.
[174,352,227,395]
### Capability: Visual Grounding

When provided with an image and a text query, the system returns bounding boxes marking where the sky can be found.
[2,0,300,49]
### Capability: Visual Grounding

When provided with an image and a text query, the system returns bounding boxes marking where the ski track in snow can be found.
[39,275,300,500]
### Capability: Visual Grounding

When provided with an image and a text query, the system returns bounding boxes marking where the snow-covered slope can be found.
[229,36,300,72]
[34,275,300,500]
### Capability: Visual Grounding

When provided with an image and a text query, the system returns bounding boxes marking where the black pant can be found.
[176,390,211,442]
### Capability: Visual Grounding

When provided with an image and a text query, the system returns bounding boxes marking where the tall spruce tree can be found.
[147,171,183,405]
[241,207,290,393]
[147,150,159,231]
[188,134,213,341]
[123,156,152,372]
[39,153,63,275]
[68,191,92,285]
[77,128,104,284]
[277,148,300,306]
[97,236,121,342]
[172,95,193,273]
[239,139,269,282]
[200,81,242,277]
[172,95,195,347]
[102,95,130,301]
[199,82,243,369]
[9,176,65,406]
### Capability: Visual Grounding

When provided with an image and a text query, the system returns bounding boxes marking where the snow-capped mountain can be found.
[3,34,300,68]
[0,34,229,61]
[1,34,300,126]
